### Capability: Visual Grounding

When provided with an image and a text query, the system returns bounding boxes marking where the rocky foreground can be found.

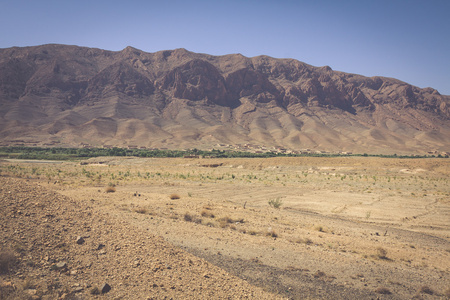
[0,177,280,299]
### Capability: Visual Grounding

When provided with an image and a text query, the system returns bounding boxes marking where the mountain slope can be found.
[0,44,449,154]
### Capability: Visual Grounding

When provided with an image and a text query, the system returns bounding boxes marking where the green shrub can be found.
[268,197,283,209]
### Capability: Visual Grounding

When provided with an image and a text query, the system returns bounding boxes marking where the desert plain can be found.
[1,156,449,299]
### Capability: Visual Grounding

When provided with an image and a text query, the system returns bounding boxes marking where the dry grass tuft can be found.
[184,212,201,224]
[184,213,194,222]
[169,193,180,200]
[313,225,326,232]
[134,207,148,214]
[266,230,278,238]
[205,221,215,227]
[248,230,259,236]
[314,225,325,232]
[105,186,116,193]
[201,210,215,218]
[218,220,228,228]
[294,237,313,245]
[313,270,326,278]
[218,216,244,224]
[218,216,233,224]
[217,216,244,228]
[375,247,388,259]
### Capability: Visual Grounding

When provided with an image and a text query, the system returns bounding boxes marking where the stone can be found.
[24,289,37,295]
[76,236,85,244]
[100,283,111,294]
[55,262,67,270]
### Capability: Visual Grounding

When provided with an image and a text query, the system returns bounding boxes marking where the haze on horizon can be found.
[1,0,449,95]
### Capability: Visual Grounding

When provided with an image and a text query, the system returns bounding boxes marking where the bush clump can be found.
[268,197,283,209]
[376,247,388,259]
[105,186,116,193]
[420,285,434,295]
[170,194,180,200]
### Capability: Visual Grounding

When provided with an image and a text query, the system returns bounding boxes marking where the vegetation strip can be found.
[0,146,446,161]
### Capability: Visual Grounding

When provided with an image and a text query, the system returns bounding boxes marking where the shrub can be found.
[420,285,434,295]
[218,216,244,224]
[218,220,228,228]
[184,213,201,223]
[170,194,180,200]
[218,216,233,224]
[201,210,215,218]
[313,270,326,278]
[375,287,392,295]
[105,186,116,193]
[0,250,16,274]
[184,213,193,222]
[268,197,283,209]
[295,237,313,245]
[266,229,278,238]
[313,225,326,232]
[134,207,148,214]
[376,247,388,259]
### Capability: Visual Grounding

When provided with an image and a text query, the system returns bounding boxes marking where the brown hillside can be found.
[0,44,449,154]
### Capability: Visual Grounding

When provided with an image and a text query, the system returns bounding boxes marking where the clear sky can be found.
[1,0,449,95]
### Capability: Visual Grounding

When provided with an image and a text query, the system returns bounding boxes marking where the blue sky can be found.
[1,0,449,95]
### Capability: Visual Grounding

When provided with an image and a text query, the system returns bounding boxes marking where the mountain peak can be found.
[0,44,449,154]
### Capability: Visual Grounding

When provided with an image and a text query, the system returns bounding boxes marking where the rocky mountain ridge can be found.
[0,44,449,154]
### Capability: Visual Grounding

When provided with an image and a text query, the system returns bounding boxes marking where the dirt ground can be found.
[1,156,449,299]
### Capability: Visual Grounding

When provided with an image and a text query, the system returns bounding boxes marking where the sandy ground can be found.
[1,156,449,299]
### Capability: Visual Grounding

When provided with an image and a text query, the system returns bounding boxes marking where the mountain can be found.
[0,44,449,154]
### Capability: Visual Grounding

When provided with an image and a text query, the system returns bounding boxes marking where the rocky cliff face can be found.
[0,44,449,154]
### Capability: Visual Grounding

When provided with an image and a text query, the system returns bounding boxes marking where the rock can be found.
[100,283,111,294]
[55,261,67,270]
[76,236,85,244]
[73,286,83,293]
[24,288,37,295]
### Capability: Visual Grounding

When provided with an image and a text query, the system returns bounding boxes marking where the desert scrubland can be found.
[1,156,449,299]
